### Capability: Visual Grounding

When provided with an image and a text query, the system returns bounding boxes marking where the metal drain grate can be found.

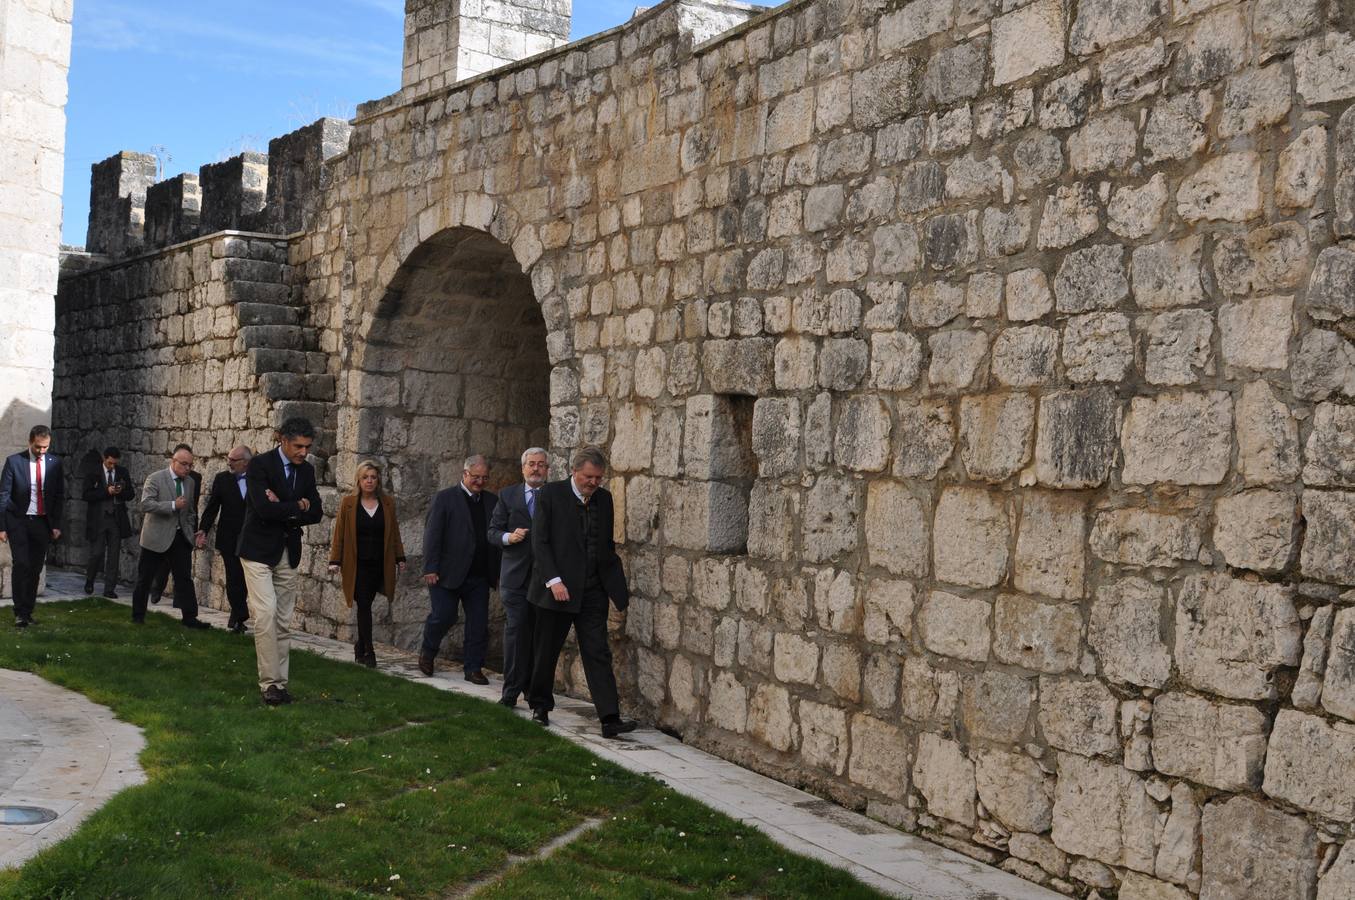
[0,806,58,826]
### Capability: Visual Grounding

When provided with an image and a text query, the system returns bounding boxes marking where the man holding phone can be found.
[83,447,132,597]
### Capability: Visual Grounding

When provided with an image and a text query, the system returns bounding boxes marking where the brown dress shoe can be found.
[464,670,489,685]
[418,654,435,677]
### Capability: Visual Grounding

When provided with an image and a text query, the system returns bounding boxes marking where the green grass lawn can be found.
[0,600,884,899]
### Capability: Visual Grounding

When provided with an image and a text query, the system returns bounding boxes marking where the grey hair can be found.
[571,445,608,472]
[521,447,548,464]
[463,453,488,471]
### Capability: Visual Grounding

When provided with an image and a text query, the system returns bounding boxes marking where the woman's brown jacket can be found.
[328,494,407,607]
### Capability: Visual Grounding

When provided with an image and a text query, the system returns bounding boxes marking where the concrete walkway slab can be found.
[26,568,1061,899]
[0,669,146,869]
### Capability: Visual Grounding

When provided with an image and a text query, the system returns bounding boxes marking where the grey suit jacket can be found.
[138,468,198,552]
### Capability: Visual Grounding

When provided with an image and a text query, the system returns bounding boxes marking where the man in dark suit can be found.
[527,446,636,738]
[0,425,64,629]
[238,419,323,706]
[82,446,132,598]
[149,443,202,605]
[419,453,501,684]
[487,447,549,708]
[196,445,253,633]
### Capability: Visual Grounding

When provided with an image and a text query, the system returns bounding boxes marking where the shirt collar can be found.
[277,447,290,468]
[570,479,586,504]
[460,482,477,500]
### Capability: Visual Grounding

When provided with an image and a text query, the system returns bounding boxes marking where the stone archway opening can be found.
[346,225,550,656]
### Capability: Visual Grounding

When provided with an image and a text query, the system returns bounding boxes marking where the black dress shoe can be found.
[465,670,489,685]
[104,590,119,599]
[131,616,145,625]
[417,654,434,677]
[498,696,517,708]
[230,622,248,635]
[182,618,212,630]
[531,709,549,726]
[362,654,377,668]
[601,718,638,739]
[262,685,286,706]
[14,618,29,630]
[150,594,162,605]
[84,582,95,595]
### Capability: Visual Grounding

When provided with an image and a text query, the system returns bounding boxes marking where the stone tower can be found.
[402,0,571,96]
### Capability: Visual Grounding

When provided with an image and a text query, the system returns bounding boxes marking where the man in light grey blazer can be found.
[130,446,210,628]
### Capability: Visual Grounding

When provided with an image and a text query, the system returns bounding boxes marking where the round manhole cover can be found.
[0,806,58,825]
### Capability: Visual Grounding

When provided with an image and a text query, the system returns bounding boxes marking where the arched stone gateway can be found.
[337,225,551,654]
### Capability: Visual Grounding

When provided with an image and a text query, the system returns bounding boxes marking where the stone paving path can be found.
[19,568,1060,899]
[0,668,146,869]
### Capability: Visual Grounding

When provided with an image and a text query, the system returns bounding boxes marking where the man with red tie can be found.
[0,425,65,629]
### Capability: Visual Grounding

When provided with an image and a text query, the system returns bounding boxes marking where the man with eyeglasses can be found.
[197,445,253,634]
[148,443,202,606]
[130,445,210,628]
[238,418,323,706]
[0,425,65,629]
[417,453,501,684]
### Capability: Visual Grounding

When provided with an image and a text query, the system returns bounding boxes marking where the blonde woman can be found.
[328,460,406,666]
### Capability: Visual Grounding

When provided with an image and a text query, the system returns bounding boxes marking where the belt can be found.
[26,514,47,519]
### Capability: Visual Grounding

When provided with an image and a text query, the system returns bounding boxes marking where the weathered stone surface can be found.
[1014,491,1085,601]
[1062,313,1132,383]
[1293,330,1355,402]
[1039,677,1120,759]
[848,714,909,799]
[819,338,868,391]
[799,699,848,775]
[920,590,992,662]
[1109,173,1168,239]
[1040,68,1092,129]
[1277,125,1327,210]
[702,338,773,396]
[1121,873,1192,900]
[748,683,795,752]
[863,579,916,645]
[1132,235,1205,310]
[1069,114,1138,174]
[1069,0,1165,55]
[869,332,922,390]
[910,280,966,328]
[1219,295,1292,371]
[992,0,1065,85]
[1319,844,1355,900]
[864,481,930,578]
[1237,380,1302,484]
[914,733,977,827]
[927,330,989,392]
[1121,391,1232,486]
[1264,709,1355,821]
[1294,604,1334,711]
[1037,183,1100,249]
[959,392,1035,483]
[751,397,801,477]
[893,400,954,479]
[1175,572,1301,700]
[833,395,890,472]
[1177,152,1262,223]
[1173,8,1248,87]
[991,325,1058,388]
[1090,577,1172,687]
[975,749,1053,833]
[993,593,1081,673]
[801,475,861,563]
[1054,244,1129,313]
[1213,222,1309,297]
[1301,490,1355,585]
[1051,753,1156,872]
[933,486,1010,588]
[1144,308,1213,385]
[815,569,862,635]
[1322,607,1355,722]
[1308,247,1355,321]
[1296,31,1355,104]
[1090,508,1202,568]
[1035,388,1121,489]
[1144,90,1211,163]
[1151,692,1268,791]
[1156,782,1200,887]
[1213,489,1297,573]
[1200,795,1319,900]
[1005,268,1053,322]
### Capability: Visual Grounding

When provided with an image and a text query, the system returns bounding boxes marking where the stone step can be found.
[236,302,302,327]
[222,258,288,284]
[248,347,308,374]
[258,372,335,402]
[238,324,315,352]
[227,280,293,305]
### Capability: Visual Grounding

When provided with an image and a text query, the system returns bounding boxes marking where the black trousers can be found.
[500,588,534,702]
[353,559,382,655]
[220,552,248,623]
[8,514,51,621]
[84,516,123,591]
[528,588,619,720]
[132,533,197,621]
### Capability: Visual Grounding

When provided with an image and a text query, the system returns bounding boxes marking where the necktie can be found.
[107,469,113,488]
[285,464,295,492]
[174,476,183,498]
[526,488,536,518]
[34,456,44,516]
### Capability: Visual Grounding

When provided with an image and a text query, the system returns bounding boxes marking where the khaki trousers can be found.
[242,558,301,691]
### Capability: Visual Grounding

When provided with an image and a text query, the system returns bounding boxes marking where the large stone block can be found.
[1051,753,1156,873]
[933,486,1010,588]
[864,481,930,577]
[1035,388,1121,489]
[1304,402,1355,487]
[1177,151,1262,222]
[1121,391,1232,485]
[914,733,976,826]
[1219,295,1293,371]
[958,392,1035,483]
[848,714,909,799]
[747,481,798,561]
[801,475,861,563]
[663,480,749,553]
[1090,577,1171,687]
[833,396,890,472]
[701,339,773,396]
[893,400,954,479]
[1069,0,1165,55]
[1090,508,1202,568]
[1200,795,1319,900]
[1054,243,1129,313]
[610,403,654,472]
[1175,572,1301,700]
[919,590,992,662]
[1132,235,1205,309]
[1144,308,1213,385]
[1301,490,1355,584]
[799,699,848,775]
[1323,607,1355,722]
[991,325,1058,388]
[1039,677,1120,759]
[1151,692,1268,791]
[1014,491,1085,601]
[863,579,916,645]
[962,669,1034,742]
[1212,489,1297,573]
[1237,380,1301,484]
[993,593,1081,674]
[975,749,1053,833]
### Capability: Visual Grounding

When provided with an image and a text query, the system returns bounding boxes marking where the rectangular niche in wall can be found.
[679,393,755,554]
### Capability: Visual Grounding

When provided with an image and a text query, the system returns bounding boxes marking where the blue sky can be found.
[61,0,637,246]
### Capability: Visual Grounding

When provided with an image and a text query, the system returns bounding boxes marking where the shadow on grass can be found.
[0,600,885,899]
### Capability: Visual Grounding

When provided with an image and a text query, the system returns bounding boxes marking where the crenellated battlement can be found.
[81,116,353,261]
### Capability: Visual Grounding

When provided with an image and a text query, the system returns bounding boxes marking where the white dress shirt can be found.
[26,455,42,515]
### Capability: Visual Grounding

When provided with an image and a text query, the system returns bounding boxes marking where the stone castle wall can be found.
[53,0,1355,896]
